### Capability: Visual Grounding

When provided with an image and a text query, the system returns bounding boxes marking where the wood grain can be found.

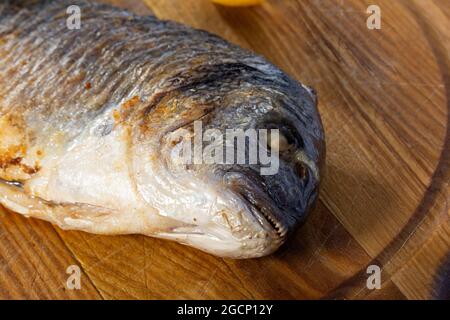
[0,209,101,299]
[0,0,448,299]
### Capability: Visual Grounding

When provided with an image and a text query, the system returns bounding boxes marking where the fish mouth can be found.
[238,188,289,240]
[223,172,290,241]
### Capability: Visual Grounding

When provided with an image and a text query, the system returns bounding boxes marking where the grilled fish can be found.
[0,0,325,258]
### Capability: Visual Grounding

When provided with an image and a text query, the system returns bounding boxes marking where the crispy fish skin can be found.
[0,0,325,258]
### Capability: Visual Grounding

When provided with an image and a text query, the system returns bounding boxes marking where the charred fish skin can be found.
[0,0,325,258]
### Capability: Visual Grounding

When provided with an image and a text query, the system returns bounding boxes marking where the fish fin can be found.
[0,179,119,231]
[0,179,189,236]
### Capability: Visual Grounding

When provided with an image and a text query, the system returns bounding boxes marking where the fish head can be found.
[132,67,324,258]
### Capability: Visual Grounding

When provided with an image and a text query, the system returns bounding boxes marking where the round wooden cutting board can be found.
[0,0,448,300]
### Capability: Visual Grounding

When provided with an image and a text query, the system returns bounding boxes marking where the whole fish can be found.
[0,0,325,258]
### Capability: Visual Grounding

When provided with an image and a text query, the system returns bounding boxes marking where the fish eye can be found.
[264,122,303,153]
[267,131,289,152]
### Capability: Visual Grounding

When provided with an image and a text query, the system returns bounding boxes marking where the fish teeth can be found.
[259,209,286,238]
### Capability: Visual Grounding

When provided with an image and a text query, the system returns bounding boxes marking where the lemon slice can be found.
[211,0,264,7]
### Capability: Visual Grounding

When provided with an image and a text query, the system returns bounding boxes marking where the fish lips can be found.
[223,166,318,244]
[240,189,289,241]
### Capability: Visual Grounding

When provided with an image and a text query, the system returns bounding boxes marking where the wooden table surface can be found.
[0,0,448,300]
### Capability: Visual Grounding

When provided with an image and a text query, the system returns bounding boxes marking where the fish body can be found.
[0,0,325,258]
